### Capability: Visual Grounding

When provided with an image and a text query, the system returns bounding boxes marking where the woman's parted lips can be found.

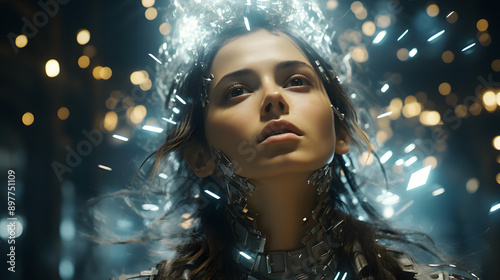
[257,119,304,143]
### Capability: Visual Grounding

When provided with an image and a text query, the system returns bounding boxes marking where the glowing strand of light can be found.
[490,203,500,213]
[380,151,393,164]
[404,156,418,167]
[175,95,186,104]
[162,117,177,125]
[112,134,129,142]
[204,190,220,200]
[427,30,445,42]
[142,125,164,133]
[373,30,387,44]
[239,251,252,260]
[98,164,112,171]
[381,83,389,93]
[461,43,476,52]
[244,17,251,31]
[159,173,168,179]
[148,53,162,64]
[404,143,416,153]
[409,48,418,57]
[432,188,445,196]
[397,29,408,41]
[377,111,392,118]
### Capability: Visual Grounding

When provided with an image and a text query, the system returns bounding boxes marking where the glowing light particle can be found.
[407,165,432,190]
[397,29,408,41]
[142,204,159,211]
[204,190,220,200]
[142,125,164,133]
[409,48,418,57]
[381,84,389,93]
[395,159,404,166]
[98,165,112,171]
[112,134,129,142]
[432,188,445,196]
[493,136,500,150]
[427,30,445,42]
[341,272,348,280]
[22,112,34,126]
[490,203,500,213]
[404,156,418,167]
[15,34,28,48]
[380,151,393,164]
[404,143,416,153]
[383,206,394,218]
[373,30,387,44]
[173,107,180,114]
[239,251,252,260]
[244,17,250,31]
[45,59,60,77]
[159,173,168,179]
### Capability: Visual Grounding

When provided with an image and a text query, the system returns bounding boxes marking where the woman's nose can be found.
[260,87,290,118]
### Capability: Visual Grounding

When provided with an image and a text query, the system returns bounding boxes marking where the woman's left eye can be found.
[284,75,310,88]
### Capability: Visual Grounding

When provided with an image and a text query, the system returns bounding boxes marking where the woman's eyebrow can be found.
[212,68,253,93]
[275,60,314,72]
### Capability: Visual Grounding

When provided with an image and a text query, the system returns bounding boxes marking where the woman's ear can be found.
[335,127,351,155]
[184,144,216,177]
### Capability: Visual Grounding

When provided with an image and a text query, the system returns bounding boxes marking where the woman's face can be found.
[204,29,342,181]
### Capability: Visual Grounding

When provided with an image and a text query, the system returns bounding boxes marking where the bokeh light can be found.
[145,7,158,20]
[45,59,60,77]
[442,50,454,63]
[76,29,91,45]
[469,103,482,116]
[445,93,458,106]
[362,21,376,36]
[103,111,118,131]
[397,48,409,61]
[446,11,458,23]
[142,0,155,8]
[130,70,149,85]
[483,91,497,112]
[159,23,172,35]
[326,0,338,10]
[493,136,500,150]
[419,110,441,126]
[423,156,437,169]
[438,82,451,95]
[130,105,148,124]
[22,112,34,126]
[454,104,468,118]
[476,19,488,31]
[350,46,369,63]
[375,15,391,28]
[15,34,28,49]
[426,4,439,17]
[100,67,112,80]
[57,107,70,120]
[92,66,102,80]
[492,59,500,72]
[466,178,479,194]
[78,55,90,69]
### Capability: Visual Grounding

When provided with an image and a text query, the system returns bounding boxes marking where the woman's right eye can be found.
[225,85,250,99]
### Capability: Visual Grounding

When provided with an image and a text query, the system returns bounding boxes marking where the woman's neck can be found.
[245,172,318,251]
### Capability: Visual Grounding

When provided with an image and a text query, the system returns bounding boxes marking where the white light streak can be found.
[432,188,445,196]
[409,48,418,57]
[404,143,416,153]
[173,107,180,114]
[377,111,393,118]
[407,165,432,190]
[159,173,168,179]
[490,203,500,213]
[397,29,408,41]
[175,95,186,104]
[341,272,348,280]
[162,117,177,125]
[334,272,341,280]
[244,17,250,31]
[381,83,390,93]
[204,189,220,200]
[373,30,387,44]
[142,125,164,133]
[446,11,455,18]
[239,251,252,260]
[404,156,418,167]
[461,43,476,52]
[380,151,393,164]
[112,134,129,142]
[427,30,445,42]
[98,164,112,171]
[395,159,404,166]
[142,204,159,211]
[148,53,162,64]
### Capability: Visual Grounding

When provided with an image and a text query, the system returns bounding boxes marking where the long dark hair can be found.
[151,11,421,280]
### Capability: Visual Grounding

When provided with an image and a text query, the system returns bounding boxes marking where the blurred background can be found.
[0,0,499,279]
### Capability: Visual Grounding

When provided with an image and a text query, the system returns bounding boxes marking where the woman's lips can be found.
[259,132,301,145]
[258,120,303,144]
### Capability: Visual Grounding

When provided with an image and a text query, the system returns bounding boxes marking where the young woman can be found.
[108,2,478,280]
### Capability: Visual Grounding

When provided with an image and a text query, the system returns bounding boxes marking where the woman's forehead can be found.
[209,29,312,81]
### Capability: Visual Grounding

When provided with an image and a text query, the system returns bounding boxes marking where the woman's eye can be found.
[226,87,250,98]
[285,76,310,88]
